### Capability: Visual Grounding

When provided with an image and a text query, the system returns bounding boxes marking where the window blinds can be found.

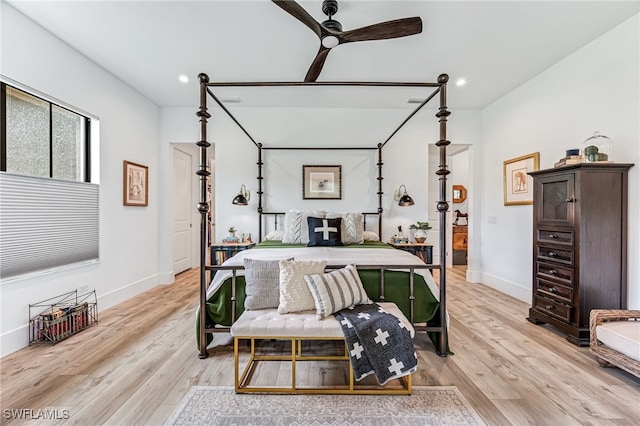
[0,173,99,280]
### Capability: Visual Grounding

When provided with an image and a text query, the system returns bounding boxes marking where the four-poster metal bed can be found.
[196,73,452,359]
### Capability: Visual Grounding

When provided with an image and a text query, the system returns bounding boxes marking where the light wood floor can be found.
[1,267,638,425]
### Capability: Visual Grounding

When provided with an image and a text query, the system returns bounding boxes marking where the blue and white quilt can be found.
[335,303,417,385]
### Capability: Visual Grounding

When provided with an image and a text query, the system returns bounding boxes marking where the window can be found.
[1,83,90,181]
[0,81,98,280]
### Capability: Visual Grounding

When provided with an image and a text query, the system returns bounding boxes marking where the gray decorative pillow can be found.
[304,264,372,319]
[244,257,292,310]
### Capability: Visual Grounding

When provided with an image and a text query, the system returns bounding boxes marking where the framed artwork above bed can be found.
[303,165,341,200]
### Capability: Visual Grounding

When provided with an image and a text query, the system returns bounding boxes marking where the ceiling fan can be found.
[272,0,423,82]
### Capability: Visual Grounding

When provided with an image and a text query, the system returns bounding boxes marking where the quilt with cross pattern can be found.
[335,302,417,385]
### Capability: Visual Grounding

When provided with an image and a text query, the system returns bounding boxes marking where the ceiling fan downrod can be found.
[321,0,341,47]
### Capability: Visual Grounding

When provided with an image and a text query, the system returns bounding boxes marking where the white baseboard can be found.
[479,272,530,302]
[158,271,175,285]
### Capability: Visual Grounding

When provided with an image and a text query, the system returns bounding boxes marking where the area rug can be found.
[165,386,486,426]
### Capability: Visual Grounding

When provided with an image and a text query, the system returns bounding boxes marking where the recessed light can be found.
[178,75,189,83]
[456,78,466,87]
[407,98,425,104]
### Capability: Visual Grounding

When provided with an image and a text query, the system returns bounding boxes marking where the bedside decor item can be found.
[222,227,239,243]
[503,152,540,206]
[232,184,250,205]
[303,165,341,199]
[582,131,613,163]
[409,221,432,243]
[394,185,415,206]
[123,160,148,206]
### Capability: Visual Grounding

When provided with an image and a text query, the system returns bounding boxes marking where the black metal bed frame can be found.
[196,74,451,358]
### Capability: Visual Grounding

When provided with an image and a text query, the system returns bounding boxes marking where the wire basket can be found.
[29,290,98,345]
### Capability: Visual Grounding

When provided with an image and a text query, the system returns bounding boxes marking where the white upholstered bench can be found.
[230,302,414,394]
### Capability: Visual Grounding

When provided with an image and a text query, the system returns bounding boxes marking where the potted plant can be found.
[409,221,432,243]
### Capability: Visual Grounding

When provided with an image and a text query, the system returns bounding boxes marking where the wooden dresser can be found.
[452,225,468,265]
[526,163,633,346]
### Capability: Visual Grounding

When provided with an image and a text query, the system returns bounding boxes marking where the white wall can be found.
[476,14,639,307]
[0,4,163,356]
[159,106,481,260]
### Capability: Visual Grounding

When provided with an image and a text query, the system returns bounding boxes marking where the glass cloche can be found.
[581,131,613,163]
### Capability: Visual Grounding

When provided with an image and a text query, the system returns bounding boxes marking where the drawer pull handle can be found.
[566,198,576,203]
[548,234,557,239]
[549,287,557,293]
[546,305,554,310]
[548,269,557,275]
[548,251,556,257]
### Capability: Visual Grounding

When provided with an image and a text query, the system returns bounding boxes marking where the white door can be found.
[173,148,192,274]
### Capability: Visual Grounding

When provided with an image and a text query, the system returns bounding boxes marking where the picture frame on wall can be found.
[123,160,148,206]
[303,165,342,200]
[503,152,540,206]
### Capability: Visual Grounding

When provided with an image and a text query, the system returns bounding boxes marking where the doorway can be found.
[172,147,193,274]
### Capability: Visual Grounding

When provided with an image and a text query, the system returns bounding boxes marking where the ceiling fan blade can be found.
[340,17,422,44]
[304,46,331,82]
[272,0,323,38]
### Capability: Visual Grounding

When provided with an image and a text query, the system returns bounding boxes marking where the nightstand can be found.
[388,242,433,271]
[210,242,256,266]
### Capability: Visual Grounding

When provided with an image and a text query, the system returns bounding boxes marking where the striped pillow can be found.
[304,264,372,319]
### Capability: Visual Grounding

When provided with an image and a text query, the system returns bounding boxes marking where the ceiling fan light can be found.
[321,35,339,48]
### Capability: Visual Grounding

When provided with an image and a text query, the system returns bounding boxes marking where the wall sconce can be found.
[394,185,414,206]
[232,184,250,206]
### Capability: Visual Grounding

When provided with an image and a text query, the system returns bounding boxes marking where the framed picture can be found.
[503,152,540,206]
[302,165,342,200]
[123,160,148,206]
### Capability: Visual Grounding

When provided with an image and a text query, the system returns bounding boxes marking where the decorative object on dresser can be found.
[453,209,468,226]
[302,165,341,200]
[581,131,613,163]
[503,152,540,206]
[526,163,634,346]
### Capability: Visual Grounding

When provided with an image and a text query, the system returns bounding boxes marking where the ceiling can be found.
[6,0,639,110]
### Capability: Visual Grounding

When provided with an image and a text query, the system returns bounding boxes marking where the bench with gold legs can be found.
[230,302,414,394]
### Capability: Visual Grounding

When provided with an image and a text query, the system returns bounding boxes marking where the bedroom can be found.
[1,0,638,424]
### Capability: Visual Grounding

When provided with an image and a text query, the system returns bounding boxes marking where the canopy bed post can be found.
[377,143,383,237]
[435,73,451,356]
[196,73,212,359]
[257,143,264,241]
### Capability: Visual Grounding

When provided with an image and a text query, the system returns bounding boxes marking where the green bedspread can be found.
[197,243,442,349]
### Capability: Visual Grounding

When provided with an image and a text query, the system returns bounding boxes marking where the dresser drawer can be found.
[536,246,574,265]
[534,296,572,323]
[536,278,573,303]
[536,261,573,284]
[537,229,574,246]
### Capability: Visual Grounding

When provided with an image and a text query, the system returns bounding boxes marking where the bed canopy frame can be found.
[196,73,452,357]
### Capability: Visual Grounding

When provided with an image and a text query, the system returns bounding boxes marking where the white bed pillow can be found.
[282,210,326,244]
[326,212,364,245]
[278,259,328,314]
[264,229,285,241]
[363,230,380,242]
[304,264,372,319]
